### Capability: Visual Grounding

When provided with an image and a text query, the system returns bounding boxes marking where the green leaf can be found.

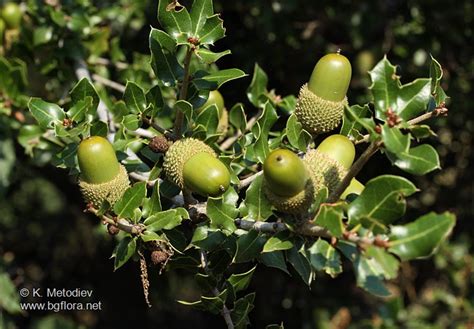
[149,28,183,86]
[158,0,192,43]
[348,175,418,233]
[409,124,436,140]
[246,63,268,107]
[0,274,21,314]
[233,230,266,263]
[207,188,239,234]
[122,114,141,131]
[337,241,390,297]
[389,212,456,261]
[262,231,294,253]
[287,246,312,286]
[114,236,137,270]
[313,203,345,238]
[142,183,162,218]
[229,103,247,132]
[28,98,66,129]
[90,121,108,137]
[190,0,213,35]
[387,144,440,175]
[146,85,164,116]
[231,293,255,328]
[196,48,231,64]
[341,104,372,140]
[228,266,257,293]
[344,104,376,136]
[369,56,431,121]
[381,125,410,154]
[178,290,227,315]
[365,246,400,280]
[113,182,147,218]
[198,14,225,45]
[124,81,147,114]
[243,174,273,221]
[70,78,100,113]
[194,68,246,90]
[429,55,448,105]
[195,104,219,135]
[250,102,278,163]
[307,239,342,278]
[285,114,312,152]
[144,208,189,231]
[68,96,93,123]
[258,250,289,274]
[141,231,164,243]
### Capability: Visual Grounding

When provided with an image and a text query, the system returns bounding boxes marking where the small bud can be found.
[149,136,170,153]
[107,224,120,235]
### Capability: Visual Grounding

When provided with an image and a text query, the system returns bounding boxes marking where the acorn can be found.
[163,138,230,197]
[263,149,315,214]
[77,136,130,207]
[1,3,22,29]
[295,52,352,135]
[303,134,355,195]
[198,90,228,134]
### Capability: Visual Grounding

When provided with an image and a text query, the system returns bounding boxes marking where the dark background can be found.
[1,0,473,328]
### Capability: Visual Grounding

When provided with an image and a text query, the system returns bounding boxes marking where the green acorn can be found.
[163,138,230,197]
[77,136,130,207]
[1,3,21,29]
[262,149,315,214]
[303,134,355,195]
[295,52,352,135]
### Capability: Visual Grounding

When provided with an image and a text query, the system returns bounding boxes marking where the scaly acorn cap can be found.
[294,83,348,135]
[79,164,130,207]
[264,176,315,215]
[163,138,216,189]
[303,150,347,195]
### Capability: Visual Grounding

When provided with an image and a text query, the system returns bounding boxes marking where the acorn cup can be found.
[303,134,355,195]
[163,138,230,197]
[77,136,130,207]
[295,52,352,135]
[262,149,315,215]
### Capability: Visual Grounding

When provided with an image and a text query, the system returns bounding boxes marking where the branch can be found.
[142,117,174,140]
[174,46,193,139]
[328,140,381,203]
[88,57,129,70]
[238,171,262,190]
[220,111,261,151]
[355,105,449,145]
[92,73,126,93]
[86,206,145,235]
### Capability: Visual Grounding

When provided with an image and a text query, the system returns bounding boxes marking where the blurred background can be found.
[0,0,473,328]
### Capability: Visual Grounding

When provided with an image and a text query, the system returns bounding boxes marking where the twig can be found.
[328,141,381,203]
[89,57,129,70]
[355,105,449,145]
[92,73,126,93]
[220,112,260,151]
[142,117,174,140]
[238,171,262,190]
[174,47,193,139]
[200,251,234,329]
[127,128,156,139]
[86,206,145,235]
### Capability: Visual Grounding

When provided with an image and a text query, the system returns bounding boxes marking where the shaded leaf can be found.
[387,144,440,175]
[243,174,273,221]
[287,246,312,286]
[246,63,268,107]
[307,239,342,278]
[228,266,257,293]
[124,81,147,114]
[262,231,294,253]
[313,203,345,238]
[285,113,312,152]
[114,236,137,270]
[233,230,266,263]
[258,250,289,275]
[207,188,239,234]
